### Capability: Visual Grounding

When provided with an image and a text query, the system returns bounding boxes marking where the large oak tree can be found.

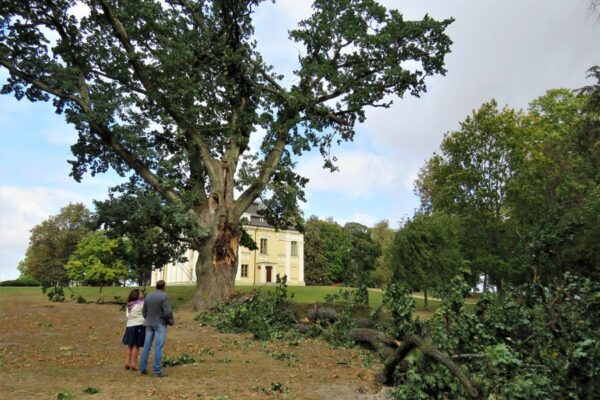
[1,0,452,309]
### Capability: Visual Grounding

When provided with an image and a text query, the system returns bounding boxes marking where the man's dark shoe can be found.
[140,370,148,375]
[155,372,166,378]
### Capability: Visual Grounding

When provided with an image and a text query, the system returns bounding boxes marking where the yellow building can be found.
[151,203,305,286]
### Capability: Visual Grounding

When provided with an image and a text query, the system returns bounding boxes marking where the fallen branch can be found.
[376,333,480,399]
[348,328,400,356]
[451,353,486,360]
[308,306,339,324]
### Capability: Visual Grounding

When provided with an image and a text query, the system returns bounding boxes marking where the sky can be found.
[1,0,599,281]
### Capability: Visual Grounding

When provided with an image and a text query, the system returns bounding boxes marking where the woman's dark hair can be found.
[127,289,141,303]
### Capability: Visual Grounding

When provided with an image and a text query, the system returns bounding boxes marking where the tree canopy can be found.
[22,203,93,285]
[65,230,128,291]
[416,69,600,288]
[388,212,463,307]
[1,0,453,308]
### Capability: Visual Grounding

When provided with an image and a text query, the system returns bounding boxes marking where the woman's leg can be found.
[125,346,132,369]
[130,346,140,370]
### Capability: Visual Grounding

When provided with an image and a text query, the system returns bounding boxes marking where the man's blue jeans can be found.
[140,323,167,375]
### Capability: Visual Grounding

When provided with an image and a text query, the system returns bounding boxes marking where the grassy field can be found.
[0,284,473,314]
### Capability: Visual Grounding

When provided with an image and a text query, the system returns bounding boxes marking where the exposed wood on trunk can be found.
[376,333,480,399]
[213,220,239,270]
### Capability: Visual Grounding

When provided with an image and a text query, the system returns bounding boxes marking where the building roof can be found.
[243,203,298,231]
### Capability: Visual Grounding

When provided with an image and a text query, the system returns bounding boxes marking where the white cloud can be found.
[253,0,313,85]
[0,187,69,279]
[298,150,411,199]
[0,185,110,281]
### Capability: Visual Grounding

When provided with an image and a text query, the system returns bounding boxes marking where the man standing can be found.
[140,280,174,377]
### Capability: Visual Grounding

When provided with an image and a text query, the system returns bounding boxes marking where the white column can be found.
[299,240,305,284]
[235,245,242,281]
[285,237,291,280]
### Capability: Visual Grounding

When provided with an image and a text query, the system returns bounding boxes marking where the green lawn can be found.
[0,285,473,313]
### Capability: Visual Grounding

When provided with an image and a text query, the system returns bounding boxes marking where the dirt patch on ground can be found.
[0,289,384,399]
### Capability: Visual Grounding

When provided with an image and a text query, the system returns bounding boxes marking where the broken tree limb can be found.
[355,317,376,329]
[451,353,486,360]
[375,337,417,385]
[308,306,339,324]
[348,328,400,356]
[376,333,480,399]
[307,306,376,328]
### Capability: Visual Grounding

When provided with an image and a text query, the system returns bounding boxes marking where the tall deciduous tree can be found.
[342,222,379,286]
[370,219,394,286]
[22,203,93,285]
[509,85,600,283]
[65,230,128,292]
[304,216,350,285]
[417,72,600,287]
[387,212,463,309]
[416,101,524,289]
[1,0,452,309]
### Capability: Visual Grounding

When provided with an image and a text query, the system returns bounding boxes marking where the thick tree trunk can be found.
[192,219,241,310]
[423,287,429,310]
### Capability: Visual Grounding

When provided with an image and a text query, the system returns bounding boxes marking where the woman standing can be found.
[122,289,146,370]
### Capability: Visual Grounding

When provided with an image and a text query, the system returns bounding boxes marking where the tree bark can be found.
[192,217,241,310]
[348,328,400,356]
[308,306,340,324]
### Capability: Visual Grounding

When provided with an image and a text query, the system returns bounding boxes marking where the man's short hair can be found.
[156,280,166,290]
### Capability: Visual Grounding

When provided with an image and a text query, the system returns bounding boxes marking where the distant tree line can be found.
[303,217,390,287]
[16,200,179,290]
[304,70,600,298]
[415,69,600,291]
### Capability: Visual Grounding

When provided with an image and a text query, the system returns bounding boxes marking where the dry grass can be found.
[0,287,384,400]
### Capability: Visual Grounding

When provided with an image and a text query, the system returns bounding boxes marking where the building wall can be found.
[151,226,305,286]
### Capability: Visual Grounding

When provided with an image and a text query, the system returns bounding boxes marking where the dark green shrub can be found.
[194,274,295,340]
[0,276,41,286]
